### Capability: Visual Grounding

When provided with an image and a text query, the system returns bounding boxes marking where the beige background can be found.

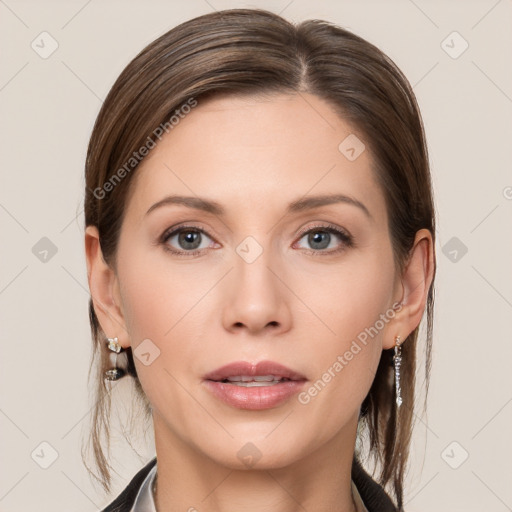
[1,0,511,510]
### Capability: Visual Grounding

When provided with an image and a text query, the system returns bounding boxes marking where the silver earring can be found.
[393,335,403,408]
[104,337,127,381]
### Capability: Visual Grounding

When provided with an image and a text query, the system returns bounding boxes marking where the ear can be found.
[383,228,435,350]
[85,225,130,349]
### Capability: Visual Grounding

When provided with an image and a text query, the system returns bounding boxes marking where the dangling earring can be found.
[104,337,127,381]
[393,335,403,408]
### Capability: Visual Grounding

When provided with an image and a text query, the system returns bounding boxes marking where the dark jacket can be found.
[101,456,397,511]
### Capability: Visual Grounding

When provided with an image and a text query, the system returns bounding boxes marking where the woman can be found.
[83,8,436,512]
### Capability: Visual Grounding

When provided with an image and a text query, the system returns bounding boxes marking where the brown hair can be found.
[83,8,436,510]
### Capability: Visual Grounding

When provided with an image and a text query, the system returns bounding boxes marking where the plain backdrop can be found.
[1,1,511,511]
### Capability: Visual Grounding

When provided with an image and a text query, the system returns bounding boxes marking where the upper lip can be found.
[203,360,307,382]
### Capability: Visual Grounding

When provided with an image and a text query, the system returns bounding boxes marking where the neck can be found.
[152,411,360,512]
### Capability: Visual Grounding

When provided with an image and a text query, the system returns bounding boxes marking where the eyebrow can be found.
[145,193,372,219]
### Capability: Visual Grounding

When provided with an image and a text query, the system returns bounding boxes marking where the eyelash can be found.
[160,223,354,257]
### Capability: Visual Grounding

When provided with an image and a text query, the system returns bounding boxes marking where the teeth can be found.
[229,381,283,387]
[219,375,291,386]
[225,375,283,383]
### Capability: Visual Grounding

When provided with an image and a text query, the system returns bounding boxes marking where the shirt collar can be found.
[129,462,157,512]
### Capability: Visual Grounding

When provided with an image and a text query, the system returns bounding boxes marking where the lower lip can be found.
[203,380,307,410]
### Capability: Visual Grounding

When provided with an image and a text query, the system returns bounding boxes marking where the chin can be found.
[195,434,306,471]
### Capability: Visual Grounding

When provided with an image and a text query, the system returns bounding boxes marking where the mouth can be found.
[202,360,307,410]
[203,360,307,384]
[214,375,295,387]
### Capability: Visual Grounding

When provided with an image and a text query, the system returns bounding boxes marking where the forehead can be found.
[125,92,386,222]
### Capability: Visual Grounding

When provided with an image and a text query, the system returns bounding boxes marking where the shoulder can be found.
[352,456,397,512]
[100,457,157,512]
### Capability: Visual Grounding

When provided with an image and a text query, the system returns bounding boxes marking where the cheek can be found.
[116,243,217,390]
[305,248,395,344]
[296,248,395,402]
[117,239,207,339]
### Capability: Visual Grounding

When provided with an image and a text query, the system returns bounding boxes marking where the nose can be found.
[221,247,292,336]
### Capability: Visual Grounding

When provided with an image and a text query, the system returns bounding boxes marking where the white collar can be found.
[129,462,157,512]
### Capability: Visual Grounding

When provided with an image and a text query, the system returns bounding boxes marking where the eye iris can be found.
[170,228,341,253]
[309,231,330,250]
[179,230,201,250]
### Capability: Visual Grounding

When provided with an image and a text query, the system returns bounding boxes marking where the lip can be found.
[203,360,307,382]
[202,360,307,410]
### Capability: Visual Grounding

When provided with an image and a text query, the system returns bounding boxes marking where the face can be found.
[111,92,403,469]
